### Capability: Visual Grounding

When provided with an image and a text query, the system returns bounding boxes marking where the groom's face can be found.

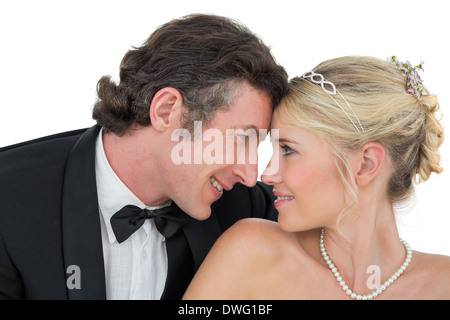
[165,82,272,220]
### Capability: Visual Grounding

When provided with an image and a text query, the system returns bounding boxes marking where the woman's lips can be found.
[273,191,294,208]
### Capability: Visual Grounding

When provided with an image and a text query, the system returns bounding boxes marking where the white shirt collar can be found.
[95,128,171,244]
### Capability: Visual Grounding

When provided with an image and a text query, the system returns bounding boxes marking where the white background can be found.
[1,0,449,255]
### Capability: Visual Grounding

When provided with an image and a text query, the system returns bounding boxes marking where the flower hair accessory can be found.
[388,56,425,99]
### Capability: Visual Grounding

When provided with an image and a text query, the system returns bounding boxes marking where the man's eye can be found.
[236,134,248,140]
[235,134,253,147]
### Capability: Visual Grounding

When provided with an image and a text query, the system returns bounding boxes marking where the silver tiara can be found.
[301,71,365,133]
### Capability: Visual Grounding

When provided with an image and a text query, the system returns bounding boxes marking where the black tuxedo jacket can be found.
[0,125,277,300]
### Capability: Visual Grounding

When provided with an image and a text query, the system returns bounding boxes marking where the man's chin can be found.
[187,206,212,221]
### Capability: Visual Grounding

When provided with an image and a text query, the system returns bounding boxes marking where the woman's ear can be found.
[149,87,183,132]
[354,142,386,187]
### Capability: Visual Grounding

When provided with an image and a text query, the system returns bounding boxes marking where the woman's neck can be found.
[322,195,406,295]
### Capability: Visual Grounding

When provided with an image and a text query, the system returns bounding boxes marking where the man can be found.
[0,14,287,299]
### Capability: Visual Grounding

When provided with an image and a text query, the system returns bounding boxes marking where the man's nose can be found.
[232,163,258,187]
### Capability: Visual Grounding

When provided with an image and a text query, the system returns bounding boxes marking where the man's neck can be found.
[102,128,170,206]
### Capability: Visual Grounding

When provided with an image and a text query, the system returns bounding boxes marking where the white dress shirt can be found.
[95,128,169,300]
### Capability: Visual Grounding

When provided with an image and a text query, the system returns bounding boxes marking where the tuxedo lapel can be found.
[160,231,194,300]
[61,125,107,299]
[182,214,221,271]
[160,214,221,299]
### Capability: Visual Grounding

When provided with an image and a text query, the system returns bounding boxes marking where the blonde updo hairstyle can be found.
[276,56,444,209]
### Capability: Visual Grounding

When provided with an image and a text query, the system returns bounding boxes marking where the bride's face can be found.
[261,112,347,232]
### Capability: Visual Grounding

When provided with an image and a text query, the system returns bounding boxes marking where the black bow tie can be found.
[110,202,187,243]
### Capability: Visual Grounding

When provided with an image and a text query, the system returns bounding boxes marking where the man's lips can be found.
[210,176,224,193]
[210,176,233,192]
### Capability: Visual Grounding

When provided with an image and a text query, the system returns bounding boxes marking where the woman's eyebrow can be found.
[273,138,299,145]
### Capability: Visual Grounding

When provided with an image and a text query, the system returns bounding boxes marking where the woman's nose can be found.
[261,159,282,185]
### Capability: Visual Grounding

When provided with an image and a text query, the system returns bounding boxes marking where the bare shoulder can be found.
[424,252,450,299]
[208,218,301,269]
[224,218,297,249]
[183,218,301,299]
[407,251,450,299]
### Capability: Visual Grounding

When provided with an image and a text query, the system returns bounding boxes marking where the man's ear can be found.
[354,142,386,187]
[149,87,183,132]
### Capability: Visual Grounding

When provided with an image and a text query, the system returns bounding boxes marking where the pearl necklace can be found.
[319,228,412,300]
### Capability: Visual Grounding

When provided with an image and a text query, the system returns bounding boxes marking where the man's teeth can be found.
[275,196,294,202]
[210,177,224,192]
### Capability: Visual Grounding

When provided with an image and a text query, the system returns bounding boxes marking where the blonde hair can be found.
[276,56,444,207]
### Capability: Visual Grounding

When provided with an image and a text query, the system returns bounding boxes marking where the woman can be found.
[183,56,450,299]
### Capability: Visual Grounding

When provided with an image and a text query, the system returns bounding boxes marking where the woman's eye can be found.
[280,144,294,156]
